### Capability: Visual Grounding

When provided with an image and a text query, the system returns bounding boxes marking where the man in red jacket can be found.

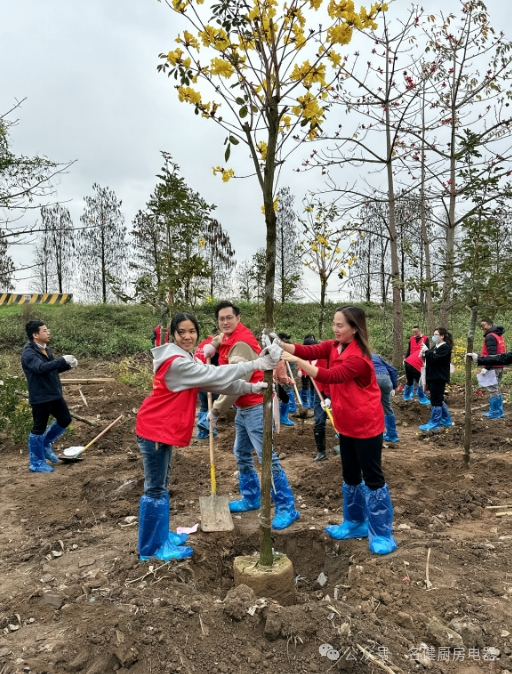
[208,301,299,530]
[480,319,506,419]
[403,326,430,405]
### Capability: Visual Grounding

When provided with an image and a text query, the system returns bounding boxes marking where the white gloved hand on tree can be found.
[203,343,217,359]
[466,352,478,362]
[321,397,331,410]
[253,351,281,371]
[268,332,281,346]
[63,355,76,364]
[250,382,268,394]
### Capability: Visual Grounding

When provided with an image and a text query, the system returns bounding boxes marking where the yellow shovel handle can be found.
[309,377,338,433]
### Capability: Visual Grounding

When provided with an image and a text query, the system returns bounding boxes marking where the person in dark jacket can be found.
[372,354,399,443]
[479,320,506,419]
[418,328,453,432]
[21,321,78,473]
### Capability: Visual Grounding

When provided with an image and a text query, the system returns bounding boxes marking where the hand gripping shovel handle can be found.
[285,361,302,402]
[207,358,217,496]
[309,377,338,433]
[82,414,124,452]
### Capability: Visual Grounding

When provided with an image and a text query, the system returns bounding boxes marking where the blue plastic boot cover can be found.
[271,470,300,530]
[288,391,297,413]
[383,414,399,443]
[366,484,397,555]
[419,406,443,431]
[498,394,506,418]
[484,396,504,419]
[162,492,188,546]
[229,470,261,512]
[279,402,295,426]
[325,481,368,540]
[28,433,54,473]
[403,384,413,401]
[138,495,192,561]
[300,389,309,407]
[440,402,453,427]
[417,386,431,406]
[43,421,67,462]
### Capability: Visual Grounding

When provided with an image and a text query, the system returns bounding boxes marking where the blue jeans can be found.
[376,373,394,416]
[233,405,282,475]
[313,391,327,431]
[137,436,173,499]
[198,390,219,413]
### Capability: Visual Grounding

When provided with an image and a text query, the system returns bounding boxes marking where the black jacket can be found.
[483,325,505,356]
[478,350,512,367]
[424,342,451,382]
[21,341,71,405]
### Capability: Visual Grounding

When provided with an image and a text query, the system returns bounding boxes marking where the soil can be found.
[0,365,511,674]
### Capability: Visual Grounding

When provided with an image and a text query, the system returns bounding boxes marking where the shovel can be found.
[199,361,234,532]
[60,414,124,462]
[285,361,309,418]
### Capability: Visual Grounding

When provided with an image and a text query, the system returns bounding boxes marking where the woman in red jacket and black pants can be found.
[279,306,397,555]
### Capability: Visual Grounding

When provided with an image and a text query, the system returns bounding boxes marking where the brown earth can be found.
[0,367,511,674]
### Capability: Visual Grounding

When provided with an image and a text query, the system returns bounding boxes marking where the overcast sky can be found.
[2,0,510,299]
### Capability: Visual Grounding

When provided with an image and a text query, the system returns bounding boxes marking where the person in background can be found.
[195,329,221,438]
[273,333,295,427]
[418,328,453,432]
[151,326,170,348]
[372,353,399,443]
[479,319,506,419]
[21,321,78,473]
[299,336,330,462]
[298,334,317,409]
[208,301,300,530]
[278,306,397,555]
[403,326,430,405]
[135,312,280,561]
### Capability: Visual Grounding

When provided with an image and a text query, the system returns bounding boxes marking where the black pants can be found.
[301,376,311,392]
[426,379,446,407]
[31,397,72,435]
[339,433,385,490]
[405,362,421,386]
[276,385,289,404]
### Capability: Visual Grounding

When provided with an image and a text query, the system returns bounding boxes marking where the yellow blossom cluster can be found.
[261,197,279,214]
[212,166,234,182]
[256,141,268,160]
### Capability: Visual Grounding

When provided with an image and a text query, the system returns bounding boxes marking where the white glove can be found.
[269,332,281,346]
[391,389,396,397]
[265,342,283,361]
[420,344,428,355]
[203,343,217,359]
[250,382,268,394]
[69,357,78,369]
[206,410,219,429]
[466,352,478,363]
[63,355,76,364]
[481,368,488,375]
[211,334,222,349]
[253,352,281,371]
[321,397,331,410]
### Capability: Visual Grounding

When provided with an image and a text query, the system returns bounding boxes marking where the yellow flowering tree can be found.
[299,197,357,337]
[158,0,385,565]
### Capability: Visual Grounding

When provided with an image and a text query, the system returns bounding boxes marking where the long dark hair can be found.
[335,306,372,359]
[436,327,453,349]
[170,312,200,342]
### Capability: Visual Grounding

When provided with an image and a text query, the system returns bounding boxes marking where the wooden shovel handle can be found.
[206,358,217,496]
[82,414,123,451]
[309,377,338,432]
[285,361,302,402]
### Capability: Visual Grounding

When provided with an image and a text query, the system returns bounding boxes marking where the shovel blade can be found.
[199,495,234,532]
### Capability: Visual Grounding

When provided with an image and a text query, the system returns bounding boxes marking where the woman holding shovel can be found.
[276,306,397,555]
[135,312,281,562]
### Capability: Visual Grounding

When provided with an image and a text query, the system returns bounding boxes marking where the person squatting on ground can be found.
[403,326,430,405]
[273,333,296,427]
[478,319,506,419]
[298,334,316,409]
[372,353,399,443]
[194,330,221,438]
[207,301,300,530]
[418,328,453,432]
[135,312,280,562]
[277,306,397,555]
[21,321,78,473]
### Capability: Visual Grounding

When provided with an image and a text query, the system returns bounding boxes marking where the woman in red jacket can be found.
[279,306,397,555]
[135,312,280,562]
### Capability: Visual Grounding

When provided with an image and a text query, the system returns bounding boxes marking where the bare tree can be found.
[275,187,302,304]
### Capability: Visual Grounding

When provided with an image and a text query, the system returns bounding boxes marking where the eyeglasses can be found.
[218,315,236,322]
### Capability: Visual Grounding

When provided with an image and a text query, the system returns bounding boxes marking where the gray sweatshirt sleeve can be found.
[163,357,256,393]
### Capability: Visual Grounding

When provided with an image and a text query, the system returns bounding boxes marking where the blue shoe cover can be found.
[28,434,54,473]
[419,406,442,431]
[271,471,300,530]
[417,386,431,406]
[440,402,453,427]
[43,421,67,462]
[483,396,504,419]
[403,384,414,401]
[366,484,397,555]
[138,494,190,561]
[383,414,399,442]
[279,403,295,426]
[229,470,261,512]
[325,482,368,540]
[288,391,297,413]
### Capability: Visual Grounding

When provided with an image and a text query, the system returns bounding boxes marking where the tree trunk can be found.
[464,307,478,467]
[259,98,279,567]
[319,276,327,339]
[420,86,435,337]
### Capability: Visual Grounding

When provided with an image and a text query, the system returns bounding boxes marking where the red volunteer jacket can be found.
[404,334,428,373]
[294,339,384,439]
[482,333,506,369]
[218,322,263,407]
[136,356,198,447]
